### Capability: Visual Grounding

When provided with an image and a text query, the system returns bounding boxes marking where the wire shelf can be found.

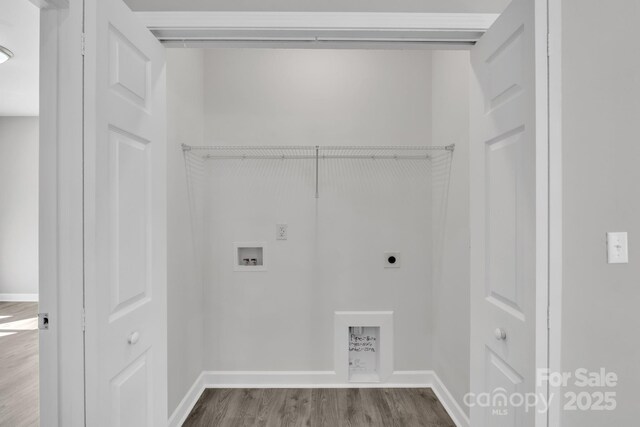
[182,144,455,198]
[182,144,454,160]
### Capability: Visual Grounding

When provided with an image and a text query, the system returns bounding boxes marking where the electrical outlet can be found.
[276,224,288,240]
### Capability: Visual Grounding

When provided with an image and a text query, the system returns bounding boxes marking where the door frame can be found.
[38,3,559,426]
[36,0,86,426]
[547,0,563,425]
[137,11,499,48]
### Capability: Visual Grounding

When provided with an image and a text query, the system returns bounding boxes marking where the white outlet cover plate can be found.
[384,252,400,268]
[276,224,288,240]
[607,232,629,264]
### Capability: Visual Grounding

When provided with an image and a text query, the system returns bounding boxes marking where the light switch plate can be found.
[607,232,628,264]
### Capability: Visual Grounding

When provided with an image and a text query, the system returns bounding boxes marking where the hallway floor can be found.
[0,302,39,427]
[184,387,456,427]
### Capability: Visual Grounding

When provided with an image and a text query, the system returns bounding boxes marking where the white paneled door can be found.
[470,0,548,426]
[83,0,167,426]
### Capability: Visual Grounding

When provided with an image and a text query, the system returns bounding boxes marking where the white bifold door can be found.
[83,0,167,425]
[470,0,548,426]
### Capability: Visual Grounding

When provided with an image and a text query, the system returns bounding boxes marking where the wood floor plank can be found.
[361,388,396,427]
[227,389,263,427]
[255,388,287,427]
[407,388,456,427]
[0,302,39,427]
[281,388,312,427]
[184,387,457,426]
[310,388,339,427]
[336,388,370,427]
[184,388,239,427]
[386,388,426,427]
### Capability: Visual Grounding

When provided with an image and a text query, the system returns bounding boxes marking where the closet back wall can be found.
[203,49,432,146]
[200,49,434,372]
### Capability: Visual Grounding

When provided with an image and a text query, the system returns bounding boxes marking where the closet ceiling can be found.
[124,0,509,13]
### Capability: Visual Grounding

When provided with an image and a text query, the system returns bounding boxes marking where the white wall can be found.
[0,117,39,299]
[203,49,432,146]
[561,1,640,425]
[166,49,205,416]
[199,49,436,372]
[430,51,470,415]
[205,156,433,371]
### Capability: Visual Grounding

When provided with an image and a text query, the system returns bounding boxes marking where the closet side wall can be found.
[430,51,471,416]
[166,49,205,416]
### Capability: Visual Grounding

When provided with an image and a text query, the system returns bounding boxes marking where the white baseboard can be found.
[203,370,339,388]
[168,370,469,427]
[0,293,38,302]
[430,372,470,427]
[168,372,206,427]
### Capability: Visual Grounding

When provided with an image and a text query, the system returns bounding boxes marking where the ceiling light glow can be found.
[0,46,14,64]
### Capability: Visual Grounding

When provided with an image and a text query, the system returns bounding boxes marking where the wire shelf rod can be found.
[183,144,454,152]
[202,154,434,160]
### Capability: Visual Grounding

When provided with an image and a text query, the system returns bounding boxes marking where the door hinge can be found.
[38,313,49,330]
[81,33,86,56]
[81,308,86,331]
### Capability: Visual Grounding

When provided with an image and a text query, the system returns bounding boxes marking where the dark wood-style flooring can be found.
[184,388,455,427]
[0,302,39,427]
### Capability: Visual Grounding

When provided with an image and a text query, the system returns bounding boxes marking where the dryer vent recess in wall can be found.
[384,252,400,268]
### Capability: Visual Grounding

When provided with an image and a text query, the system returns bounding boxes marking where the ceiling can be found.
[124,0,509,13]
[0,0,39,116]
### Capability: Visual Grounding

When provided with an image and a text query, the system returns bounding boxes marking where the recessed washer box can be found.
[234,242,267,272]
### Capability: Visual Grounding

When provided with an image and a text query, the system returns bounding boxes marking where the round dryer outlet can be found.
[384,252,400,268]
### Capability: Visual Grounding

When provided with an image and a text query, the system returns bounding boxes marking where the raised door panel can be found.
[108,129,152,319]
[111,352,152,427]
[485,348,525,426]
[485,129,526,320]
[109,26,150,109]
[85,0,166,425]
